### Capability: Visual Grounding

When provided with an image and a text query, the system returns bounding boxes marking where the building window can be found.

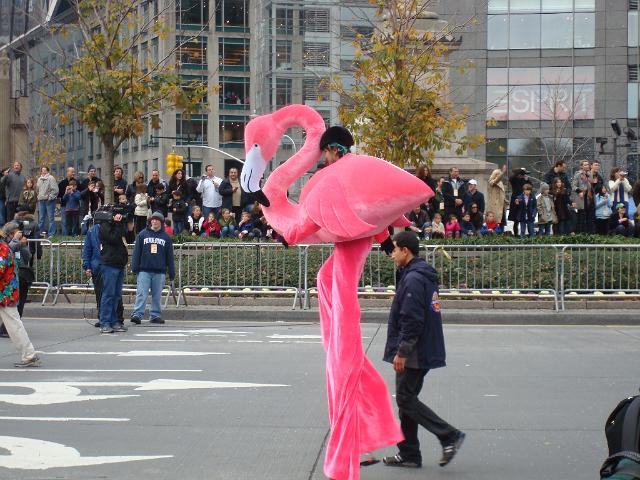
[176,0,209,27]
[176,114,208,144]
[300,9,330,33]
[182,74,208,105]
[303,42,330,67]
[142,119,149,149]
[77,126,83,149]
[303,77,329,102]
[219,76,250,109]
[275,8,294,35]
[216,0,249,32]
[176,36,207,68]
[219,115,247,147]
[273,40,292,71]
[151,38,159,64]
[487,66,594,121]
[219,38,249,71]
[274,78,292,108]
[88,132,94,159]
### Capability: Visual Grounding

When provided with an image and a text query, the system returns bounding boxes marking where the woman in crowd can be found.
[487,166,507,227]
[19,178,37,215]
[133,182,150,234]
[126,171,145,202]
[80,180,104,215]
[594,185,612,236]
[468,202,484,233]
[608,167,633,211]
[551,177,573,236]
[610,203,634,237]
[168,169,191,204]
[508,168,529,236]
[415,164,438,216]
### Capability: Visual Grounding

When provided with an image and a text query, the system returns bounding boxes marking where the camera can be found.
[93,204,126,223]
[17,220,33,238]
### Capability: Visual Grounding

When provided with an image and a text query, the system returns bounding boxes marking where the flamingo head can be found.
[240,113,282,208]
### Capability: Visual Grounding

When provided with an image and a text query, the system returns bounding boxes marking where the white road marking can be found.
[120,340,187,342]
[0,369,202,373]
[148,328,249,334]
[0,417,129,422]
[132,333,189,337]
[230,340,263,343]
[46,351,229,357]
[0,379,289,405]
[0,436,172,470]
[267,334,322,339]
[269,340,284,343]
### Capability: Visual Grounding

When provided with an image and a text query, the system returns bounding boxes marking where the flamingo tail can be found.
[317,238,403,480]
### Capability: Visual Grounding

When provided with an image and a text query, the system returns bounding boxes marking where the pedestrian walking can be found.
[383,231,465,469]
[130,212,175,325]
[0,222,41,367]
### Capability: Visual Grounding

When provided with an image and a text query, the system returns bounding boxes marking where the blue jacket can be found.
[595,193,613,219]
[82,223,102,273]
[515,193,537,222]
[384,257,446,370]
[132,227,175,280]
[62,190,81,211]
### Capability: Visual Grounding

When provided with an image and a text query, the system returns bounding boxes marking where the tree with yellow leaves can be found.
[333,0,483,169]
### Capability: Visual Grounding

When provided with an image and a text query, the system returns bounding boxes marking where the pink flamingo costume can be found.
[240,105,434,480]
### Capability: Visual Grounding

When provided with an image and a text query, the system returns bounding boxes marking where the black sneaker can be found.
[150,317,165,324]
[113,324,128,332]
[93,322,100,328]
[130,316,141,325]
[439,431,466,467]
[382,454,421,468]
[100,326,114,334]
[14,355,41,368]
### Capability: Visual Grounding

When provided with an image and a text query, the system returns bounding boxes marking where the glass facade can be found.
[219,115,247,147]
[219,38,250,71]
[219,76,250,109]
[176,36,207,68]
[176,114,208,144]
[488,0,595,50]
[216,0,249,32]
[177,0,209,27]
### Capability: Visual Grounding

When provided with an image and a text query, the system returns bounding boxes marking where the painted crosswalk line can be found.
[46,350,229,357]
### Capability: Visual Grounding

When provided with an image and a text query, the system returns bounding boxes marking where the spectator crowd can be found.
[408,160,640,239]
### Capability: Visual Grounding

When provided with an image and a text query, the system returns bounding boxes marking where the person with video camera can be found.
[83,206,126,329]
[96,206,128,334]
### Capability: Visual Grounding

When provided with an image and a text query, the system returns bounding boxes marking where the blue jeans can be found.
[519,221,535,237]
[38,200,57,235]
[537,223,552,236]
[173,220,185,235]
[131,271,166,320]
[220,225,236,238]
[99,265,125,327]
[202,206,220,219]
[0,199,5,225]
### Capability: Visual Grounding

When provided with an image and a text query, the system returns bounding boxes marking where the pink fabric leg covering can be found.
[318,238,403,480]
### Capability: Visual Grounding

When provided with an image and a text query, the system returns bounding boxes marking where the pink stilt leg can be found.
[318,238,403,480]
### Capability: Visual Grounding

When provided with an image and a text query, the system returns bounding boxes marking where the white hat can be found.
[468,179,478,185]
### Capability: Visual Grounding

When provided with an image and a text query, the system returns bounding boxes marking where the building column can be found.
[0,53,10,169]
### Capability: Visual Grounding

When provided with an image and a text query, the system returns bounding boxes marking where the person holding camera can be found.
[608,167,634,213]
[130,212,175,325]
[97,210,128,334]
[196,165,223,219]
[61,180,81,236]
[508,168,529,236]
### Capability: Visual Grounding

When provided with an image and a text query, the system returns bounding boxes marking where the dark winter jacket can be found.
[98,221,128,268]
[113,178,128,196]
[62,190,81,212]
[58,177,76,201]
[170,199,189,222]
[383,257,446,370]
[463,190,485,214]
[219,178,250,211]
[131,227,175,280]
[151,191,170,217]
[515,193,538,222]
[543,168,571,192]
[441,177,466,217]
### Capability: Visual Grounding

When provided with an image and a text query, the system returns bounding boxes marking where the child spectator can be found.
[406,205,431,239]
[203,211,221,238]
[610,203,634,237]
[61,179,81,236]
[151,183,170,218]
[219,208,237,238]
[536,182,557,236]
[551,177,573,236]
[238,211,255,240]
[81,180,104,216]
[468,203,484,233]
[118,193,136,244]
[459,212,476,237]
[445,214,461,239]
[19,178,36,215]
[480,211,503,235]
[515,183,537,237]
[187,205,205,237]
[134,182,150,234]
[169,190,188,235]
[430,212,445,239]
[594,185,612,236]
[164,219,174,236]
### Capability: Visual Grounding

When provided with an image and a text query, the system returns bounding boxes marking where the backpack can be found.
[600,393,640,479]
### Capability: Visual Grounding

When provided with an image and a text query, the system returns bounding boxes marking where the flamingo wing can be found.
[304,176,376,239]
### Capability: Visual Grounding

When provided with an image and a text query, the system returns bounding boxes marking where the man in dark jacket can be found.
[5,161,26,222]
[441,167,466,219]
[98,211,128,334]
[382,231,465,469]
[130,212,175,324]
[219,167,250,222]
[79,166,101,219]
[543,160,571,192]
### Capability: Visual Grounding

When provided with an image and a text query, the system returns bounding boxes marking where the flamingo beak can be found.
[241,144,270,207]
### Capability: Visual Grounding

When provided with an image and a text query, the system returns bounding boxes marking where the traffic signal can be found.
[166,152,177,176]
[175,154,184,170]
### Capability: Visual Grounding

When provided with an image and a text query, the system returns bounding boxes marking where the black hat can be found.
[319,126,354,153]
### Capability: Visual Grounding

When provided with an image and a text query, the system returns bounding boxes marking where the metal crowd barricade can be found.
[176,242,302,308]
[302,243,397,309]
[560,244,640,310]
[26,238,55,305]
[426,244,561,311]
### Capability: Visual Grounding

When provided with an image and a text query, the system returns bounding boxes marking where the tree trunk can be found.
[103,141,115,204]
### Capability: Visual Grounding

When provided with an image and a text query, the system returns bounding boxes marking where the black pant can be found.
[93,270,124,322]
[17,277,31,317]
[232,206,243,223]
[135,215,148,234]
[395,368,459,463]
[595,218,610,236]
[5,201,17,222]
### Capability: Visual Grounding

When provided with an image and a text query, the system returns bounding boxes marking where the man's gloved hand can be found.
[380,237,394,256]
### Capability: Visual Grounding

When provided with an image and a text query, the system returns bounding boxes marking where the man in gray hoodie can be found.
[5,161,25,223]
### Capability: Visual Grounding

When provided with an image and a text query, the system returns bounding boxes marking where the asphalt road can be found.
[0,319,638,480]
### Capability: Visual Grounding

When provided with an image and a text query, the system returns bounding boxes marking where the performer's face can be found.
[323,148,340,166]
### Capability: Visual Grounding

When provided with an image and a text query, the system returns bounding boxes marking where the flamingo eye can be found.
[253,143,258,148]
